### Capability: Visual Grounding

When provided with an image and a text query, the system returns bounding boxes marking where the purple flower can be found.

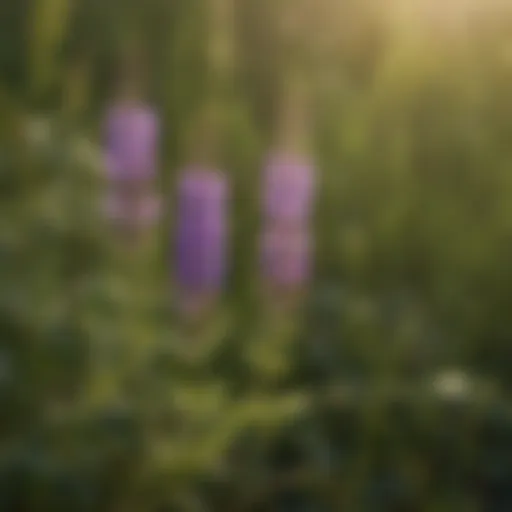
[261,151,315,292]
[175,168,229,294]
[263,152,315,223]
[103,102,159,182]
[261,223,311,288]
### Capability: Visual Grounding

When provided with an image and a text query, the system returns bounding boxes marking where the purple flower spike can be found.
[102,101,160,236]
[264,152,315,224]
[104,103,159,182]
[176,168,229,295]
[261,224,311,290]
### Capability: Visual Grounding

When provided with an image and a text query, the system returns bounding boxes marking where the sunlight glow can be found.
[379,0,489,36]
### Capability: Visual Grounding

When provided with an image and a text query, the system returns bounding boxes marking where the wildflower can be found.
[261,222,311,291]
[175,167,229,316]
[102,101,160,236]
[263,152,315,224]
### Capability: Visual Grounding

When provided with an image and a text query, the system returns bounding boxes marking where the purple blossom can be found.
[261,223,311,288]
[102,101,160,232]
[263,152,315,224]
[103,102,159,182]
[261,151,315,291]
[175,168,229,294]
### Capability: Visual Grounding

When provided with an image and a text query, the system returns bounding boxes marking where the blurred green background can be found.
[2,0,512,510]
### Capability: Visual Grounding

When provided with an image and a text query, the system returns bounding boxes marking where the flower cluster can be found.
[175,166,229,305]
[261,152,315,294]
[103,101,160,232]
